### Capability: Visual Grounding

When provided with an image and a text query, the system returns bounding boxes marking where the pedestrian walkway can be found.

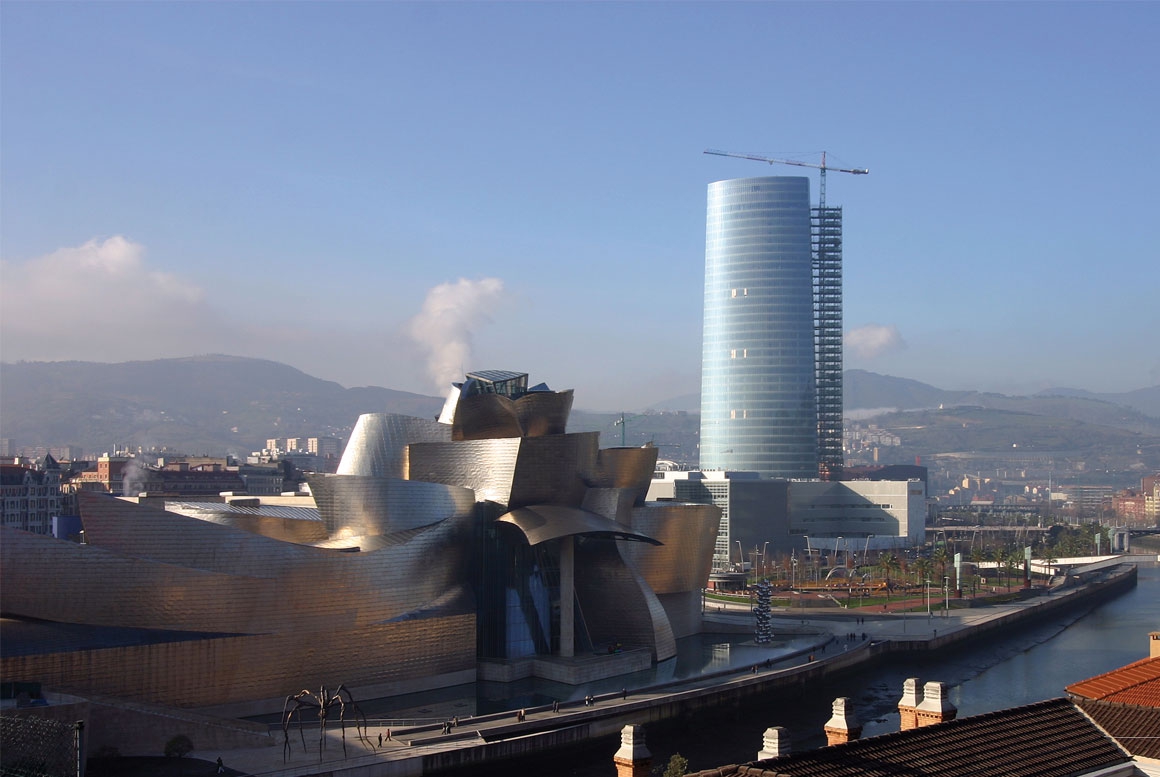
[191,568,1132,776]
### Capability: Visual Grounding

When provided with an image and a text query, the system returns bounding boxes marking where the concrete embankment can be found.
[218,564,1138,776]
[414,564,1138,776]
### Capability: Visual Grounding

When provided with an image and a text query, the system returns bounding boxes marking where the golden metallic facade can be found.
[1,376,719,708]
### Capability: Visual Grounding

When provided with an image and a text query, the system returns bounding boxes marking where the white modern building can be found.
[650,471,925,569]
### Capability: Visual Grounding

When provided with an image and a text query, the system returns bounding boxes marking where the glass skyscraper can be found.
[700,176,818,479]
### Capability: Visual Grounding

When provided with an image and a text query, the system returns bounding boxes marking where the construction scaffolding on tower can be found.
[703,149,867,481]
[814,202,844,480]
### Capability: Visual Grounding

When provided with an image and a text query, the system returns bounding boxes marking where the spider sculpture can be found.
[282,684,369,762]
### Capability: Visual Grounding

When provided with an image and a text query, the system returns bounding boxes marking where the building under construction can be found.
[701,151,866,480]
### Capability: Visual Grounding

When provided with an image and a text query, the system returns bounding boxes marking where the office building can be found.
[652,471,925,570]
[700,177,819,479]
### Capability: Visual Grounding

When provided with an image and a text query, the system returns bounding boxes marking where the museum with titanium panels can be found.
[0,371,720,714]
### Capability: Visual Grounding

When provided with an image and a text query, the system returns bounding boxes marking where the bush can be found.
[662,753,688,777]
[164,735,193,759]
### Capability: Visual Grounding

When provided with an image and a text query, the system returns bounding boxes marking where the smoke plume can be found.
[408,278,506,390]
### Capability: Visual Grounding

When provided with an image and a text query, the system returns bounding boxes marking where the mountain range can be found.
[2,356,1158,471]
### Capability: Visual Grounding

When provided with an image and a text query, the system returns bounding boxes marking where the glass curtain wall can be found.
[701,177,818,479]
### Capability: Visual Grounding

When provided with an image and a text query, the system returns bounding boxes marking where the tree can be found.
[662,753,689,777]
[877,553,899,599]
[932,546,951,582]
[912,557,934,588]
[164,734,193,759]
[1003,550,1022,591]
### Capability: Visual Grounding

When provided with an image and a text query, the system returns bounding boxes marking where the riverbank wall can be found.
[883,563,1137,654]
[411,564,1139,776]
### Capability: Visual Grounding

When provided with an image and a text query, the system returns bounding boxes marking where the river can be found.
[467,560,1159,775]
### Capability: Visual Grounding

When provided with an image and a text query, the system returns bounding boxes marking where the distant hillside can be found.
[3,356,1156,468]
[843,370,1160,435]
[653,370,1160,428]
[858,405,1160,477]
[842,370,973,412]
[0,355,442,456]
[1035,385,1160,418]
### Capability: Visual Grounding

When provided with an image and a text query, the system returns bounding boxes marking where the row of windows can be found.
[1,503,60,514]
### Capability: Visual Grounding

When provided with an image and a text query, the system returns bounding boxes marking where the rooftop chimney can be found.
[824,697,862,745]
[915,681,957,727]
[898,677,923,731]
[1151,632,1160,659]
[758,726,791,760]
[613,724,651,777]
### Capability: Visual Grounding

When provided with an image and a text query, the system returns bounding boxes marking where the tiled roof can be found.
[1074,698,1160,759]
[1066,655,1160,707]
[686,698,1129,777]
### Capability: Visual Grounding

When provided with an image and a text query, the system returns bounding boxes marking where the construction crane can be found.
[703,149,868,211]
[704,149,868,480]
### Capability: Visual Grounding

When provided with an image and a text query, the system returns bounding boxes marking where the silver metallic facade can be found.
[2,372,720,708]
[701,176,819,479]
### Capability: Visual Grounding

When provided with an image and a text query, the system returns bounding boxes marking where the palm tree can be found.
[932,546,951,583]
[877,553,899,600]
[1003,549,1022,591]
[912,557,934,588]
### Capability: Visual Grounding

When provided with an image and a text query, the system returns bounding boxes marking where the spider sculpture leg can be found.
[282,690,318,762]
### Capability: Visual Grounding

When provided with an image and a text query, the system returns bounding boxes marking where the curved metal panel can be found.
[590,446,659,505]
[618,502,720,594]
[1,494,476,634]
[509,433,600,508]
[448,390,574,441]
[580,487,637,527]
[407,433,599,509]
[499,504,659,546]
[337,413,450,478]
[450,394,523,440]
[573,538,676,662]
[407,438,521,505]
[165,505,328,544]
[514,389,573,437]
[307,474,475,538]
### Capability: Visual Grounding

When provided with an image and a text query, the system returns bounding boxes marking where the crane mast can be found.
[703,149,868,480]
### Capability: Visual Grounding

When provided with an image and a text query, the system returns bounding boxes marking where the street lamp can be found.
[925,579,932,618]
[761,541,769,579]
[943,576,950,617]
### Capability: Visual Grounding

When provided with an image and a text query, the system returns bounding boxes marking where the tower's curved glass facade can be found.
[700,176,818,479]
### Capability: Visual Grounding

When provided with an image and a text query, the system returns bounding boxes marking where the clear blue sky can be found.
[2,1,1157,410]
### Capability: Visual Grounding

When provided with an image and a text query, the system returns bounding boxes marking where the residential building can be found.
[0,455,63,535]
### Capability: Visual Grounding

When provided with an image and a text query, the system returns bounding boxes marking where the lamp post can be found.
[943,576,950,617]
[761,541,769,579]
[925,579,932,619]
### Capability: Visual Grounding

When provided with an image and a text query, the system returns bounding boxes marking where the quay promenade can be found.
[195,564,1139,777]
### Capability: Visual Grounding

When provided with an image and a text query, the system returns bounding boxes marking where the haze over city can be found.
[2,2,1157,411]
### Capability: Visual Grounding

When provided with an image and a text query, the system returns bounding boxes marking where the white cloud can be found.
[845,323,906,360]
[0,236,231,362]
[407,277,506,391]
